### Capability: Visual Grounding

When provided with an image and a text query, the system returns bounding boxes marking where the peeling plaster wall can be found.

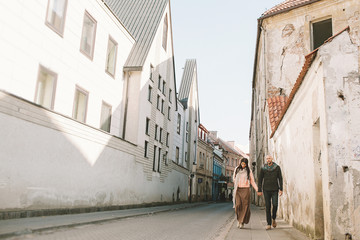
[261,0,360,97]
[272,31,359,240]
[251,0,360,237]
[320,31,360,239]
[272,57,326,239]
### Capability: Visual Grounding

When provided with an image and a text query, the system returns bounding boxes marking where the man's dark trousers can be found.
[263,190,278,226]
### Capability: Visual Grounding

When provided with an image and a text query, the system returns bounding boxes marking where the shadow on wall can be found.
[0,90,140,214]
[0,56,188,216]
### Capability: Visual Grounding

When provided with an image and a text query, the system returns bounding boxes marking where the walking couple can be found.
[232,155,283,230]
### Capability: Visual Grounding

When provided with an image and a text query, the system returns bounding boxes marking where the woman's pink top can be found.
[233,168,258,192]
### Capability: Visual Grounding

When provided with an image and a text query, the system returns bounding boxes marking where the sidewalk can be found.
[225,205,310,240]
[0,202,207,239]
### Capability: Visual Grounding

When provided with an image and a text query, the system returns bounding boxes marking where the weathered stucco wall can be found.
[261,0,360,97]
[272,31,359,240]
[272,57,326,239]
[320,31,360,239]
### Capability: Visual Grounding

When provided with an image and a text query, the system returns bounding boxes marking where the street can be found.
[4,202,310,240]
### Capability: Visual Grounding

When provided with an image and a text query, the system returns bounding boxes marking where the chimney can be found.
[209,131,217,139]
[227,141,235,148]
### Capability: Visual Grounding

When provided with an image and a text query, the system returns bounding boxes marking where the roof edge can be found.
[259,0,322,20]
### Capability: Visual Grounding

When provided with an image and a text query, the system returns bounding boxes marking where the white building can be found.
[177,59,200,201]
[0,0,189,215]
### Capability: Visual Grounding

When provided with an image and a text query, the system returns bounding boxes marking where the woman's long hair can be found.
[235,158,250,180]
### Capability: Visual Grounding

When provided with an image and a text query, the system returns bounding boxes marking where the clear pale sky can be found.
[171,0,283,152]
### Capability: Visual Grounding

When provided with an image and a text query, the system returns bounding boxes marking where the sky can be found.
[170,0,283,152]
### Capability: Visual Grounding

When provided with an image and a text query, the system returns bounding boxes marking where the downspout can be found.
[122,72,131,139]
[260,24,268,158]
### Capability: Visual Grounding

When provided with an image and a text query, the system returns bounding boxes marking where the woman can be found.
[232,158,258,229]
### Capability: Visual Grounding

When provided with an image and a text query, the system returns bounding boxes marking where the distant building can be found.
[177,59,200,202]
[194,123,213,201]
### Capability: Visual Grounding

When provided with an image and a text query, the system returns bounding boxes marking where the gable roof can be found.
[104,0,168,71]
[269,26,350,138]
[260,0,322,19]
[178,59,197,101]
[267,96,288,132]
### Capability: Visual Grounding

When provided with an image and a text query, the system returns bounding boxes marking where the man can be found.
[257,155,283,230]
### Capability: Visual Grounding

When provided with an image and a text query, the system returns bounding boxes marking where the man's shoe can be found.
[272,219,277,228]
[266,225,271,230]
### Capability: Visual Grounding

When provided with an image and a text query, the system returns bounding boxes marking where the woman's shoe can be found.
[240,223,244,229]
[237,222,240,228]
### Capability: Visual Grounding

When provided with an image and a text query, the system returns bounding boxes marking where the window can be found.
[186,121,189,142]
[157,147,161,172]
[312,18,332,50]
[185,151,188,162]
[105,36,117,77]
[157,95,160,110]
[166,132,169,147]
[45,0,67,36]
[186,133,189,143]
[80,11,97,59]
[153,146,157,171]
[73,87,88,123]
[162,14,168,50]
[35,65,57,109]
[162,80,166,95]
[161,99,164,114]
[144,141,148,158]
[164,151,168,165]
[177,113,181,134]
[150,64,154,81]
[148,85,152,102]
[100,102,112,132]
[176,147,180,164]
[159,127,163,143]
[158,76,161,90]
[167,106,171,120]
[145,118,150,135]
[169,89,172,103]
[155,124,158,140]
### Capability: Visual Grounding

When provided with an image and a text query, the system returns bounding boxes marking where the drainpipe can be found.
[122,72,131,140]
[260,24,269,158]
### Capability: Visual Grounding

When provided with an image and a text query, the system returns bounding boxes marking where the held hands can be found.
[257,192,263,196]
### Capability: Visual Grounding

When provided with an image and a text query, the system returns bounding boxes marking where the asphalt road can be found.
[7,202,234,240]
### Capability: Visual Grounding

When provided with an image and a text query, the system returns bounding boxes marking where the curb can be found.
[0,202,208,239]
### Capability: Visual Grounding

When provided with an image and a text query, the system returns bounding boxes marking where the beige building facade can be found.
[194,124,213,201]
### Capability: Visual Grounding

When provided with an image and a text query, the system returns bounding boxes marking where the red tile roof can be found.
[267,96,288,132]
[269,26,350,138]
[260,0,322,19]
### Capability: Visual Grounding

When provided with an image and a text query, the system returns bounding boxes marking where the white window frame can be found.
[45,0,68,37]
[72,86,89,123]
[34,65,57,110]
[100,101,112,132]
[105,36,118,77]
[80,11,97,60]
